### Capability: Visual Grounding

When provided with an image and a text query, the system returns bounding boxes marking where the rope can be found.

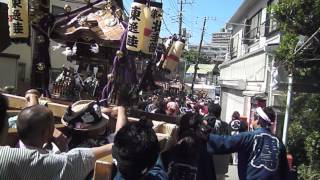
[101,23,128,105]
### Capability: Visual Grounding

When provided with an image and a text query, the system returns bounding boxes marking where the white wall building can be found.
[219,0,279,123]
[0,0,97,91]
[187,29,231,63]
[211,29,231,60]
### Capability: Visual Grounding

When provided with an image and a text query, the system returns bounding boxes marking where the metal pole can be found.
[268,56,275,106]
[178,0,183,38]
[191,17,206,94]
[282,72,293,145]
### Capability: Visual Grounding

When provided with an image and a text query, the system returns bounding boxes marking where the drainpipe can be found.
[268,56,275,106]
[282,72,293,145]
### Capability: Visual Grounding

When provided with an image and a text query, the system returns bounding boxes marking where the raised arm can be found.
[207,133,248,154]
[90,143,113,160]
[115,106,127,133]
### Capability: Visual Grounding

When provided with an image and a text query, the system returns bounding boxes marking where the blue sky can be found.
[123,0,244,44]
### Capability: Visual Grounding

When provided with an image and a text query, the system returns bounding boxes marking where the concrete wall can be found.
[220,88,245,122]
[0,55,18,87]
[2,44,31,81]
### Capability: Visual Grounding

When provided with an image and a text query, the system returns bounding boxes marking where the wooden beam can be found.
[93,155,113,180]
[4,93,68,117]
[5,93,26,110]
[4,93,179,124]
[128,109,179,124]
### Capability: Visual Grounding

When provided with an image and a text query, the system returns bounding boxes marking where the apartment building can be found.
[187,28,231,63]
[219,0,279,123]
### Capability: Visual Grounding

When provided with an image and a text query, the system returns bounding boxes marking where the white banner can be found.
[8,0,29,38]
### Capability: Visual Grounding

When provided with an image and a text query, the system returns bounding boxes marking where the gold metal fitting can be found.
[107,73,114,81]
[115,8,123,18]
[106,0,113,9]
[116,50,124,58]
[64,5,72,13]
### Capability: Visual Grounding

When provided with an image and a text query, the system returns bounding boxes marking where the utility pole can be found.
[191,17,206,94]
[176,0,192,38]
[178,0,183,38]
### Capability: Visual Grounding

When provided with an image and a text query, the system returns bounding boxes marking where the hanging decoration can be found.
[126,0,147,52]
[141,1,162,54]
[162,40,185,72]
[83,67,99,97]
[126,0,163,55]
[90,43,99,54]
[52,43,63,51]
[62,47,73,56]
[7,0,29,39]
[52,66,77,100]
[157,35,185,72]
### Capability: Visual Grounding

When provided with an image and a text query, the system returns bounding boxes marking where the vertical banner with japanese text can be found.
[162,40,185,72]
[8,0,29,39]
[141,1,162,54]
[126,0,146,52]
[127,0,163,55]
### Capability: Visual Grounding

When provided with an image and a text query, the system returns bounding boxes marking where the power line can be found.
[162,18,173,35]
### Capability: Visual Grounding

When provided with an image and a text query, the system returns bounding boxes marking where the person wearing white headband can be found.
[206,106,290,180]
[252,107,275,130]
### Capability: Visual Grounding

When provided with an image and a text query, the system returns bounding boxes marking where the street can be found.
[226,165,239,180]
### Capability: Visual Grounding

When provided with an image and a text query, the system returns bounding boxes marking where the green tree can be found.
[286,93,320,179]
[182,50,211,64]
[272,0,320,73]
[272,0,320,177]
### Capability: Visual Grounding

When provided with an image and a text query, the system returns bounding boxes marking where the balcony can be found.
[244,26,260,45]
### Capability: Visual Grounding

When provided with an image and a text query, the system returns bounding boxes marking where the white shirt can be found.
[0,146,95,180]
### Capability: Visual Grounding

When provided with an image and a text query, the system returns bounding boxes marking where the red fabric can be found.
[144,28,153,37]
[166,54,179,62]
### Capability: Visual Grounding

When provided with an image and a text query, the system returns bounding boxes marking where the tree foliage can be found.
[272,0,320,71]
[287,93,320,177]
[270,1,320,177]
[182,50,211,64]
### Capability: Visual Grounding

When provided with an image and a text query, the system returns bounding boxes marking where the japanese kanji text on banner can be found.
[8,0,29,38]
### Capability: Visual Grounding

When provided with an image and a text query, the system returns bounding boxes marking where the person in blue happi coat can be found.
[207,106,289,180]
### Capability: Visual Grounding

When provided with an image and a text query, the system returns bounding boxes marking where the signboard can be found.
[8,0,29,39]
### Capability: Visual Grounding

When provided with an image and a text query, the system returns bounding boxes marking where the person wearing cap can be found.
[207,106,289,180]
[0,93,120,179]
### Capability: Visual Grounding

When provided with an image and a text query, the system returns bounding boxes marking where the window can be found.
[265,0,278,36]
[230,34,239,59]
[244,10,262,44]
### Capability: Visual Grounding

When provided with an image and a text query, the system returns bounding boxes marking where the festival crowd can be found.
[0,89,290,180]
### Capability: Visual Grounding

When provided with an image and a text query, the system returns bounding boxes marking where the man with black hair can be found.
[160,112,216,180]
[112,119,167,180]
[16,105,57,153]
[203,103,230,180]
[207,106,289,180]
[0,93,116,179]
